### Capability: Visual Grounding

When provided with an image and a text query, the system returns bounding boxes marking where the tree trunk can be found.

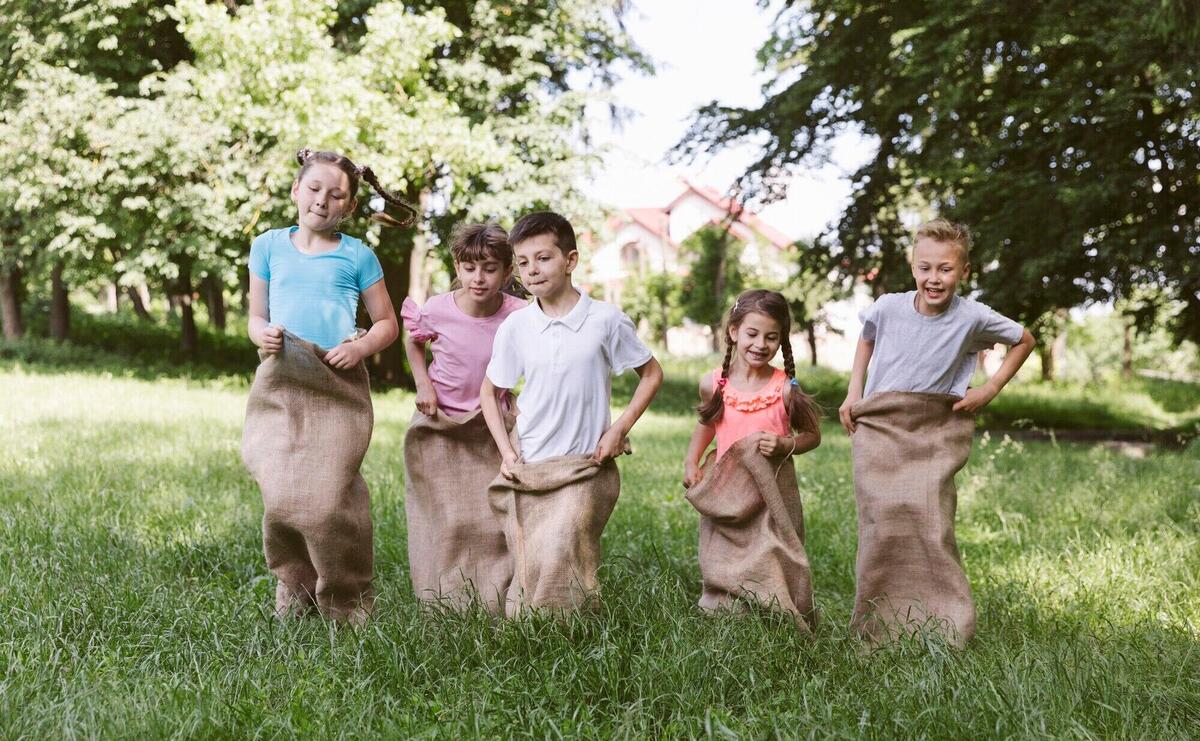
[202,275,227,331]
[1121,321,1134,379]
[50,261,69,341]
[0,265,23,339]
[106,283,120,313]
[805,321,818,367]
[173,260,197,356]
[372,226,416,387]
[1038,327,1067,382]
[126,286,152,320]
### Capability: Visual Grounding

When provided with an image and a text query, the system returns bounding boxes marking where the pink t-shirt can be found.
[711,367,790,459]
[401,291,527,415]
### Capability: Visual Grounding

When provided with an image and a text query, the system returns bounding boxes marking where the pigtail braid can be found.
[358,166,419,227]
[697,338,735,426]
[780,333,821,434]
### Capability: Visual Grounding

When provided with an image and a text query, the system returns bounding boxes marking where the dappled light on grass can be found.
[1,368,1198,736]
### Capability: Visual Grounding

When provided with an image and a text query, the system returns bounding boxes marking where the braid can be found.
[358,166,419,228]
[780,333,822,434]
[697,337,735,426]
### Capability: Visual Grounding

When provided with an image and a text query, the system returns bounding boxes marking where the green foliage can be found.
[680,0,1200,342]
[679,224,745,331]
[1,365,1198,736]
[619,271,685,346]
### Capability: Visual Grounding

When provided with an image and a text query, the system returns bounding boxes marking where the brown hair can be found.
[508,211,577,255]
[914,218,972,263]
[697,289,821,435]
[450,221,513,266]
[295,148,418,227]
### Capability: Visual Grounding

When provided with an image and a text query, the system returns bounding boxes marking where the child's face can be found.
[291,163,356,233]
[911,237,969,314]
[513,233,578,300]
[729,311,783,370]
[455,255,511,305]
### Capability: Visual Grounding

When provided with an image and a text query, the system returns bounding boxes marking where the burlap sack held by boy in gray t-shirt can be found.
[840,218,1034,647]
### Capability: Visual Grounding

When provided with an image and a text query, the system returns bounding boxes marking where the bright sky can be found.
[584,0,874,240]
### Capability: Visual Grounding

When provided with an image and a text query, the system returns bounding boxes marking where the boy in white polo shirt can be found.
[479,211,662,614]
[481,211,663,471]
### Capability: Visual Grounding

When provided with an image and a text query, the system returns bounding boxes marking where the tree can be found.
[679,0,1200,345]
[679,224,746,352]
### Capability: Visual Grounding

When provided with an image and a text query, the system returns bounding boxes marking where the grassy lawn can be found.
[1,361,1197,738]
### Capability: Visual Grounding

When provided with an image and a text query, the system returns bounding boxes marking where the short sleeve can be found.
[606,311,653,375]
[858,299,881,341]
[485,319,523,389]
[971,303,1024,350]
[248,233,271,281]
[356,245,384,292]
[400,297,437,342]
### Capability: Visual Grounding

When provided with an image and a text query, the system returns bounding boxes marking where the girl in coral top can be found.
[683,289,822,487]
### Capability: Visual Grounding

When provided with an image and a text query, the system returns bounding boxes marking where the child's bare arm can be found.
[325,280,399,369]
[593,356,664,463]
[247,275,282,353]
[839,337,874,434]
[953,328,1036,413]
[480,376,519,477]
[682,375,716,488]
[403,333,438,416]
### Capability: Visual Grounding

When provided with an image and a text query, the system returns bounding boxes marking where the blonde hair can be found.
[914,218,972,264]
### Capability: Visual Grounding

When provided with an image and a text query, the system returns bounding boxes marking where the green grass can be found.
[1,363,1198,737]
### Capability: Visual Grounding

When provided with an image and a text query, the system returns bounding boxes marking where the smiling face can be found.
[729,311,783,371]
[911,237,969,315]
[455,253,512,308]
[513,233,578,300]
[291,162,356,233]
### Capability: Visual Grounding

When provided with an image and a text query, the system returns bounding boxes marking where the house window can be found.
[621,242,640,268]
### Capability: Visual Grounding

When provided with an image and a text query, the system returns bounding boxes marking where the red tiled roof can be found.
[671,179,793,250]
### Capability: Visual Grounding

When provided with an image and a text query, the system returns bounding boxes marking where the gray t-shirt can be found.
[860,291,1024,399]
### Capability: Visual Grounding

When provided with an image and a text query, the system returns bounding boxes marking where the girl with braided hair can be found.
[682,289,822,487]
[680,289,823,624]
[242,148,416,624]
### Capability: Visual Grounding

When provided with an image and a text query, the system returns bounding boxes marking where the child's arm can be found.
[593,356,664,463]
[247,275,283,353]
[403,333,438,417]
[953,328,1036,413]
[325,280,399,369]
[682,375,716,488]
[839,337,875,434]
[480,376,519,478]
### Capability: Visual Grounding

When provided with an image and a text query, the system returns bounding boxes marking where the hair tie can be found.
[354,165,367,177]
[789,378,799,387]
[296,147,313,165]
[716,377,728,389]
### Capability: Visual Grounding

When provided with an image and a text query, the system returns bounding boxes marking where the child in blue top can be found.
[243,148,414,624]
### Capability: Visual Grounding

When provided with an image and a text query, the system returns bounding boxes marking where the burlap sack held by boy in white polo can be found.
[840,218,1035,647]
[481,211,663,616]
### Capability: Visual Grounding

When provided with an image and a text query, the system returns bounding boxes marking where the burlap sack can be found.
[241,331,374,622]
[487,444,621,617]
[403,408,514,613]
[685,437,816,629]
[849,391,976,646]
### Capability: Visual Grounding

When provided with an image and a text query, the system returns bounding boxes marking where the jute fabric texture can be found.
[242,331,374,622]
[849,391,976,646]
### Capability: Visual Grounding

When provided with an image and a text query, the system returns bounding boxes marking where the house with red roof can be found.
[586,178,870,367]
[590,178,795,307]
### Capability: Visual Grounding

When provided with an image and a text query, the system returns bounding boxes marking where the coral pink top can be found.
[711,367,790,459]
[401,291,526,415]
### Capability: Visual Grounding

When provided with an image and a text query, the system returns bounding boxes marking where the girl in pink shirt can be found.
[682,289,822,487]
[401,223,526,416]
[400,222,526,611]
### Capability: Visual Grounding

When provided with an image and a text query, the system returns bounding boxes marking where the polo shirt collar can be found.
[532,290,592,333]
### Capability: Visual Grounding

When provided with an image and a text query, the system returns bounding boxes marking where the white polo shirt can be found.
[486,291,653,462]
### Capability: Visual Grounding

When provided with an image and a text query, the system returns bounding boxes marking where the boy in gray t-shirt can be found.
[839,221,1035,432]
[837,219,1035,646]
